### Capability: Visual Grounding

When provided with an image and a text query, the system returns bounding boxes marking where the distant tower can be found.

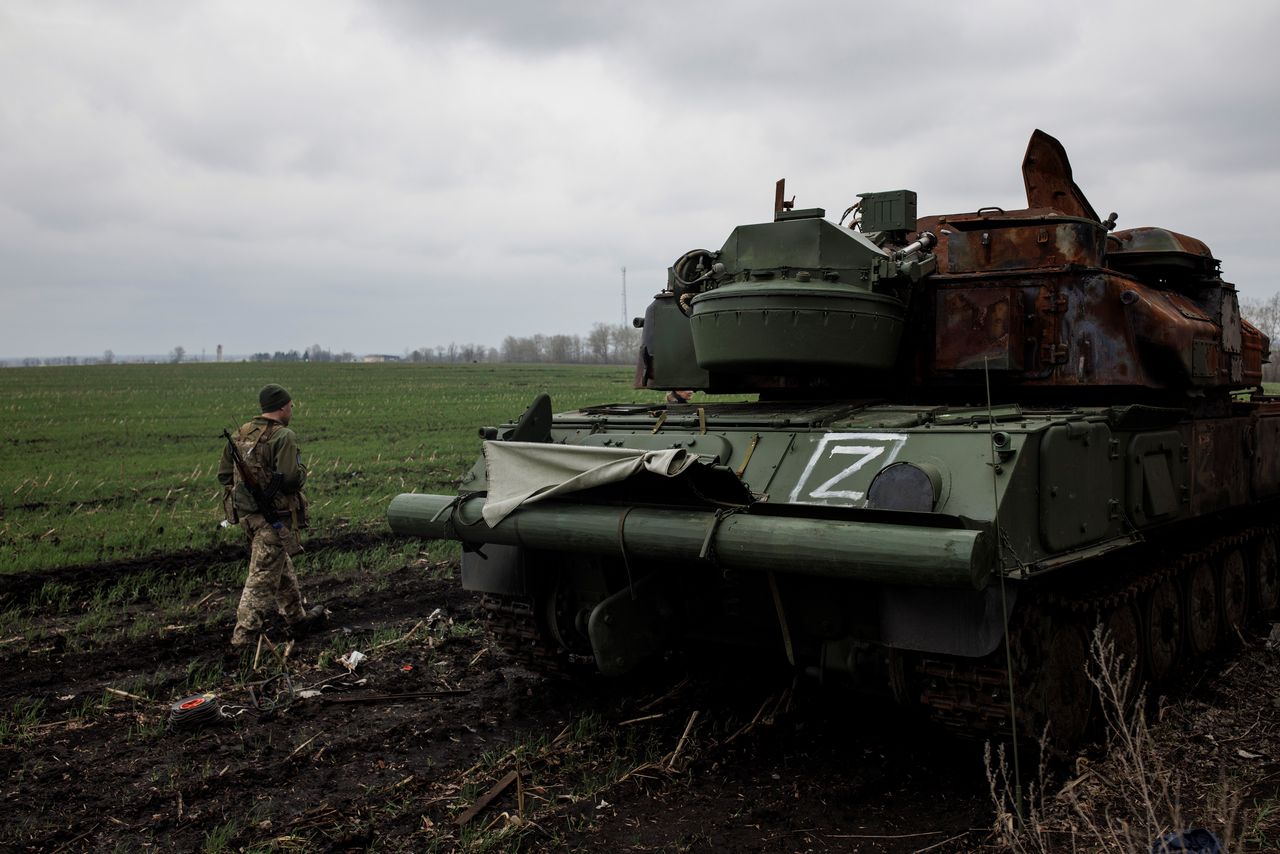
[621,266,627,326]
[216,344,223,362]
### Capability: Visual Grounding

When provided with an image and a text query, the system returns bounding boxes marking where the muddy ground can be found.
[2,539,1279,853]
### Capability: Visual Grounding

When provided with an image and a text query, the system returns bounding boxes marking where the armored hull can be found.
[389,131,1280,747]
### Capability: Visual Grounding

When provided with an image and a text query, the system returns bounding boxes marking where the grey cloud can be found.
[2,0,1279,357]
[371,0,630,55]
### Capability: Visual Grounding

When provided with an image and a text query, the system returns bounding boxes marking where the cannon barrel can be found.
[388,493,991,589]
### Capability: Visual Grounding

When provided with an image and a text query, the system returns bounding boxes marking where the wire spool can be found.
[169,693,221,730]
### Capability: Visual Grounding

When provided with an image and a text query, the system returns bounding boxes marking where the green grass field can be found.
[0,362,651,574]
[4,364,1276,577]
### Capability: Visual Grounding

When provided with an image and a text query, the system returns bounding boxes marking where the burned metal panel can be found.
[1192,340,1215,378]
[1021,129,1101,221]
[925,266,1250,394]
[935,286,1027,370]
[925,218,1106,274]
[1240,319,1267,386]
[1219,289,1245,383]
[1113,284,1220,389]
[1049,272,1138,387]
[1191,419,1250,515]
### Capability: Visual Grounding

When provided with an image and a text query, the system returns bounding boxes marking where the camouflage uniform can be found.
[218,415,310,647]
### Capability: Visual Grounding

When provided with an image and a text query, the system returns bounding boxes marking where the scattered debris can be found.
[9,558,1277,852]
[617,713,664,727]
[666,710,700,770]
[370,622,424,653]
[189,591,219,611]
[320,689,469,706]
[338,650,367,671]
[285,731,322,760]
[455,770,524,827]
[105,687,145,702]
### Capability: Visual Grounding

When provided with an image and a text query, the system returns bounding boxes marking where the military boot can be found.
[222,645,248,676]
[287,605,328,639]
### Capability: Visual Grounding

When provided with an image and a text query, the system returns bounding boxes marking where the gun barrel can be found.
[894,231,936,260]
[388,492,991,589]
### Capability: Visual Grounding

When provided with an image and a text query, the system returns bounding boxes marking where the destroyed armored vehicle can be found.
[390,131,1280,746]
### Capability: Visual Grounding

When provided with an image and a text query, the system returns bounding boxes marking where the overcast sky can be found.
[2,1,1278,358]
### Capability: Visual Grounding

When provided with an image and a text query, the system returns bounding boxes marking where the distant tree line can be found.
[406,343,497,363]
[9,324,646,368]
[498,323,641,365]
[249,345,358,363]
[20,356,86,367]
[17,349,112,366]
[404,323,641,365]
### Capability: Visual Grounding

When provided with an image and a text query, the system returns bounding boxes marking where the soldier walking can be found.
[218,383,324,651]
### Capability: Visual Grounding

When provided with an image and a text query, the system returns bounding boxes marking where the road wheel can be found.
[1254,532,1280,613]
[1184,560,1219,657]
[1098,603,1142,712]
[1039,621,1092,751]
[1012,613,1092,753]
[1218,549,1248,642]
[1143,578,1181,685]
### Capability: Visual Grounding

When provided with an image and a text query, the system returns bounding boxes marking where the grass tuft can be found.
[0,697,45,746]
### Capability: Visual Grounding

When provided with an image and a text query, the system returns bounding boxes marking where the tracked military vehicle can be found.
[389,131,1280,747]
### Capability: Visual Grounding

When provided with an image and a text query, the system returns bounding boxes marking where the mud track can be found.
[2,537,1277,852]
[0,531,388,609]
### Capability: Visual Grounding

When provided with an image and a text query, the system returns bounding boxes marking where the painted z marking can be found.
[787,432,910,506]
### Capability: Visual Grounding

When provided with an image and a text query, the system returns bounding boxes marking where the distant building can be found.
[362,354,402,363]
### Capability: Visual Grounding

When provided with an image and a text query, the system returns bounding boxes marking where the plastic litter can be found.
[1151,828,1222,854]
[339,650,367,671]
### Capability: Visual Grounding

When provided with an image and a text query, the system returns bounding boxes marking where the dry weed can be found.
[987,626,1243,853]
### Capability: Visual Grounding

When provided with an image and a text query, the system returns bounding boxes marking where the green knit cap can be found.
[259,383,291,412]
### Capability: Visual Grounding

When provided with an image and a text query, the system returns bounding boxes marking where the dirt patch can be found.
[2,545,1278,852]
[0,531,387,609]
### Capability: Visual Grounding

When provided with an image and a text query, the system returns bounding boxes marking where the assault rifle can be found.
[221,428,304,555]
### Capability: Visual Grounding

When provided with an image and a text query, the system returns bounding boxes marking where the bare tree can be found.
[586,323,612,363]
[102,349,114,365]
[169,346,186,364]
[1241,295,1280,381]
[609,324,641,363]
